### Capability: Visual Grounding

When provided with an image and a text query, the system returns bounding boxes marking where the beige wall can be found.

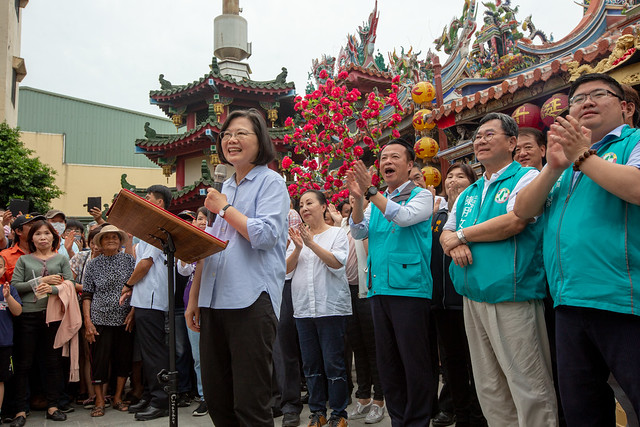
[21,131,175,217]
[184,155,235,186]
[0,1,26,127]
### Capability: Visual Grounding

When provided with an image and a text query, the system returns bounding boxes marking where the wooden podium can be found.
[106,189,226,427]
[106,189,227,263]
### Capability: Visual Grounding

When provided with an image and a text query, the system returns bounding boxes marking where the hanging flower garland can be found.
[281,71,404,203]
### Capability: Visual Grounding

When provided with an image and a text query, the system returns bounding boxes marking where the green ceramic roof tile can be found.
[136,118,220,148]
[149,71,295,98]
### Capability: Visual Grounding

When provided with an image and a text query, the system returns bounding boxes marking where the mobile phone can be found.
[8,199,29,217]
[87,197,101,213]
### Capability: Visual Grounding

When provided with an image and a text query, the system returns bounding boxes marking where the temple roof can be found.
[149,71,296,116]
[432,24,637,126]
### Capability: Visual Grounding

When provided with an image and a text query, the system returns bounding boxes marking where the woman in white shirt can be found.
[287,190,351,427]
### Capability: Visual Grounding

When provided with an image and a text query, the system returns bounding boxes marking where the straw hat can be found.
[93,224,127,248]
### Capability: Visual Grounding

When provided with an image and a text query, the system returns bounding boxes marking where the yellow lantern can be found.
[421,166,442,187]
[414,137,439,160]
[411,81,436,105]
[413,109,436,131]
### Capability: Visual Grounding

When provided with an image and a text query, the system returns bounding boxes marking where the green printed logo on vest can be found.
[494,188,510,204]
[602,152,618,163]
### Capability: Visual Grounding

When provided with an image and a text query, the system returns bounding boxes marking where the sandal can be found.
[82,396,96,409]
[90,406,105,417]
[112,401,129,412]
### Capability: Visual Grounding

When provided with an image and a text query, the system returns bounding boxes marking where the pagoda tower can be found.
[134,0,295,213]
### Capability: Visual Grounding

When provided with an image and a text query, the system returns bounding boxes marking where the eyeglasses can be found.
[569,89,622,106]
[473,132,507,143]
[219,129,256,141]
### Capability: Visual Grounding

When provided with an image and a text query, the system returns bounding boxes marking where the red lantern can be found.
[541,93,569,127]
[421,166,442,187]
[511,103,542,129]
[414,137,439,159]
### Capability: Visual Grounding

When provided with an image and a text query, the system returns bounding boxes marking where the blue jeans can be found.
[296,316,348,419]
[187,327,203,397]
[174,311,193,394]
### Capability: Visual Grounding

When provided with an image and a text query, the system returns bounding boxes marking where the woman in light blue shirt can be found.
[185,109,289,427]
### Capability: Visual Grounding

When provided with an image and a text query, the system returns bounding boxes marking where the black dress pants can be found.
[370,295,435,427]
[135,308,169,409]
[200,292,277,427]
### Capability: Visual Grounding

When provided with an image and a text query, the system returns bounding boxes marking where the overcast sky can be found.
[20,0,584,120]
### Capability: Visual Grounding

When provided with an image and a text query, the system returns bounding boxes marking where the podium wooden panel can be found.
[106,189,227,263]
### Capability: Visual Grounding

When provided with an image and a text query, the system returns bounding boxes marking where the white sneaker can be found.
[348,400,372,419]
[364,403,385,424]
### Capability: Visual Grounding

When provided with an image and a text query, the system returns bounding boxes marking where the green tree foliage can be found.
[0,122,63,213]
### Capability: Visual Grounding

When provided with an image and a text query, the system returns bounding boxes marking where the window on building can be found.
[11,70,17,107]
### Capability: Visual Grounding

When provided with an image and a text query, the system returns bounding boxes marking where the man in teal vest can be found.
[515,73,640,426]
[347,139,435,426]
[440,113,558,426]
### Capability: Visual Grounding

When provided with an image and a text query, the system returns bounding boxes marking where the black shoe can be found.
[272,406,283,418]
[134,406,169,421]
[432,411,456,427]
[58,402,75,413]
[128,398,150,413]
[282,412,301,427]
[176,393,191,408]
[46,410,67,422]
[192,400,208,416]
[9,416,25,427]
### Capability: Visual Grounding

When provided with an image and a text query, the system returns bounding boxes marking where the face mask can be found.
[51,222,66,236]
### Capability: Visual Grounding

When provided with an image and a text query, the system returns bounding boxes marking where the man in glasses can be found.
[440,112,558,426]
[515,73,640,425]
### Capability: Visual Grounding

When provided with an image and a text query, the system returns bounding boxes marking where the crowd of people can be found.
[0,73,639,427]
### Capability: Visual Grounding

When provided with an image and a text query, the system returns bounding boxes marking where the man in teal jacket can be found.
[441,113,558,426]
[348,139,434,426]
[515,73,640,426]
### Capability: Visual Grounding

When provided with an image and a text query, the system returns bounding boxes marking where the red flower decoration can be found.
[282,156,293,169]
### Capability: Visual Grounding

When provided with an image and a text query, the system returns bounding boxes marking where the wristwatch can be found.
[456,229,468,244]
[219,203,232,218]
[365,186,378,200]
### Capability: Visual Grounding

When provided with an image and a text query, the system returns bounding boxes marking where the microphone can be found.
[208,164,228,226]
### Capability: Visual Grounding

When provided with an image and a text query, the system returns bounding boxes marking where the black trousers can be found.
[347,285,383,401]
[200,292,277,427]
[135,308,169,409]
[89,324,133,383]
[273,280,302,414]
[432,309,486,425]
[370,295,435,427]
[556,306,640,427]
[13,312,63,412]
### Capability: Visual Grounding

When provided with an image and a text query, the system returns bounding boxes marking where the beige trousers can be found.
[463,297,558,427]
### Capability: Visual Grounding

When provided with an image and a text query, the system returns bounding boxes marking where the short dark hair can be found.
[65,219,84,232]
[27,220,60,253]
[197,206,209,217]
[518,127,546,147]
[87,226,102,245]
[380,137,415,162]
[478,112,518,138]
[447,163,478,186]
[337,200,350,212]
[217,109,276,166]
[569,73,624,100]
[622,84,640,127]
[301,189,327,207]
[147,185,172,208]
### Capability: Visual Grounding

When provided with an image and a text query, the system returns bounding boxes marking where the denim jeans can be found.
[296,316,348,419]
[174,310,193,394]
[186,327,203,397]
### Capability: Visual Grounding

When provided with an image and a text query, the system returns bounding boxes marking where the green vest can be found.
[367,185,432,299]
[544,125,640,315]
[450,161,546,303]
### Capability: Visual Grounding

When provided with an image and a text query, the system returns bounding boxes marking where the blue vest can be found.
[544,125,640,315]
[450,161,546,303]
[367,185,432,299]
